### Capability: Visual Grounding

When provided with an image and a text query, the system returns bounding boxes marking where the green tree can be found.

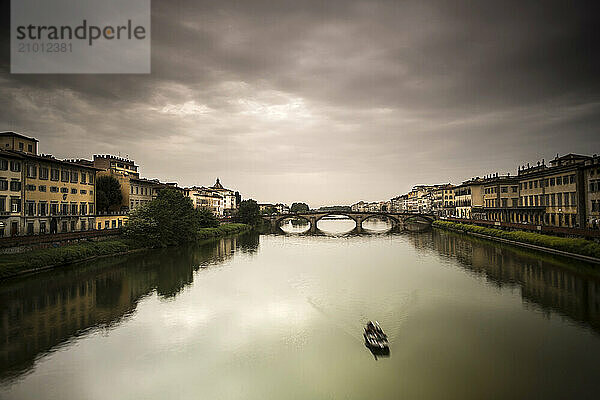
[261,205,277,215]
[237,199,261,225]
[197,207,220,228]
[123,189,201,247]
[97,175,123,213]
[291,202,309,213]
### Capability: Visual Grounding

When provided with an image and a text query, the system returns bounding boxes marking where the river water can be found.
[1,220,600,399]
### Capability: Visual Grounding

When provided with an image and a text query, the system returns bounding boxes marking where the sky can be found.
[1,0,599,207]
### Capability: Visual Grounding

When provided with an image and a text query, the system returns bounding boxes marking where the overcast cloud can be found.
[1,0,599,206]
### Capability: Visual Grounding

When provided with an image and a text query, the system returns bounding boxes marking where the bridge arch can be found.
[274,214,312,232]
[315,212,359,233]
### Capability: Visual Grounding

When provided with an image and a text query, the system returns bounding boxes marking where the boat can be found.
[363,321,389,353]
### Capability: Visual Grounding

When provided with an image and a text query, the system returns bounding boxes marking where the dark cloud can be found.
[1,0,599,205]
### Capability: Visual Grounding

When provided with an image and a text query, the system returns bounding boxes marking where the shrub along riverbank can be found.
[433,220,600,260]
[0,223,251,279]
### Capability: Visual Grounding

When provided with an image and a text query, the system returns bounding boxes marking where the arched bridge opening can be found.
[315,213,358,234]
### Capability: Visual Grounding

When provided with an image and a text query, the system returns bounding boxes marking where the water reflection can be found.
[406,229,600,335]
[0,233,259,383]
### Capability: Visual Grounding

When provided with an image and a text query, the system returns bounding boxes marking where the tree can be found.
[123,189,202,247]
[97,175,123,213]
[291,202,309,213]
[261,205,277,215]
[197,207,220,228]
[237,199,261,225]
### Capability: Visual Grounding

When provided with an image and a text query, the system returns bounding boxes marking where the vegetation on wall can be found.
[433,220,600,259]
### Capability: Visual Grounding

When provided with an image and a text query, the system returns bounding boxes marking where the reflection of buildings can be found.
[0,232,259,383]
[406,230,600,334]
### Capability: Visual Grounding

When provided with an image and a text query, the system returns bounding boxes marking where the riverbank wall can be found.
[433,220,600,264]
[0,223,251,280]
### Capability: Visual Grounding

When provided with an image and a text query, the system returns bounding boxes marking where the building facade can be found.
[0,132,97,236]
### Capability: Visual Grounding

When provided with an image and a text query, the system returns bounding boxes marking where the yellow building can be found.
[95,214,129,230]
[0,132,97,236]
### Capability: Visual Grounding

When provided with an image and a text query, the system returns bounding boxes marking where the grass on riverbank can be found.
[198,223,251,239]
[0,223,252,279]
[0,239,136,278]
[433,220,600,259]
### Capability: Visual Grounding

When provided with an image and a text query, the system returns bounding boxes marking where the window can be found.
[26,201,35,216]
[71,188,77,194]
[39,202,47,216]
[27,222,34,235]
[0,180,7,191]
[50,186,59,192]
[89,203,94,214]
[62,221,68,232]
[0,159,7,170]
[105,221,109,229]
[81,173,86,184]
[61,187,68,193]
[528,181,533,189]
[10,181,21,191]
[89,173,94,183]
[11,198,21,212]
[534,181,538,188]
[40,221,46,234]
[557,193,562,207]
[550,177,555,186]
[571,192,576,206]
[26,185,36,191]
[10,161,21,172]
[71,203,78,215]
[539,179,544,188]
[80,189,87,194]
[70,171,78,183]
[564,175,569,184]
[61,170,69,182]
[51,168,60,181]
[111,220,117,228]
[50,203,59,215]
[81,220,86,231]
[39,185,46,192]
[80,203,87,215]
[0,196,4,212]
[551,194,556,206]
[19,142,23,151]
[61,203,68,215]
[27,164,37,178]
[39,167,49,180]
[556,176,562,185]
[28,144,33,152]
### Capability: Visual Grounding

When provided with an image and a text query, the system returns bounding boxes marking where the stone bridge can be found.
[261,211,435,234]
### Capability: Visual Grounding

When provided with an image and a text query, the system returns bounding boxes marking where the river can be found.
[1,219,600,399]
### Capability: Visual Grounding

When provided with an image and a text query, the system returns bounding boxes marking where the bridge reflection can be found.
[0,233,260,383]
[406,229,600,335]
[272,215,432,235]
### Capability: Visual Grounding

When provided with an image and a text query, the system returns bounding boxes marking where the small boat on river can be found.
[364,321,389,353]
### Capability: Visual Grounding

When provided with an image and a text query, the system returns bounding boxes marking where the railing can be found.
[0,229,121,248]
[444,217,600,239]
